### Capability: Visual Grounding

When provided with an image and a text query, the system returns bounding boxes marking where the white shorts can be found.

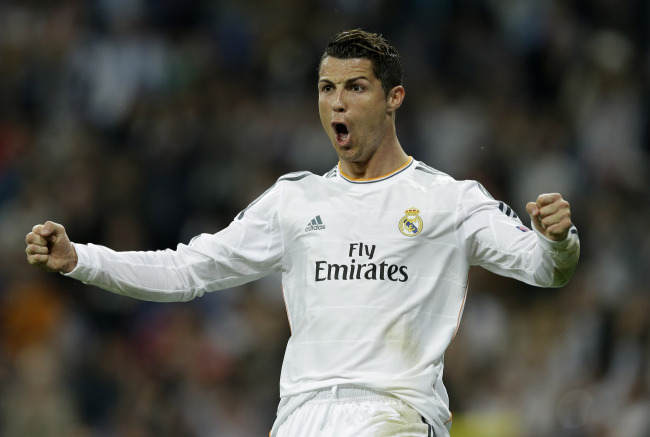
[276,385,434,437]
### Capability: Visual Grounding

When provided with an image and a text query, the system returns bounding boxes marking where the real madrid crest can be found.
[398,207,423,237]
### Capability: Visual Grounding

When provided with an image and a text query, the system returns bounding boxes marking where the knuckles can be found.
[537,193,562,205]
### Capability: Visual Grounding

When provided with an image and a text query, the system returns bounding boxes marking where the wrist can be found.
[63,246,78,274]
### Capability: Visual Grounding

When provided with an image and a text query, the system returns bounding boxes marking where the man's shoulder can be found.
[272,170,331,194]
[410,160,458,186]
[277,170,315,183]
[236,170,319,220]
[408,161,495,206]
[276,167,339,186]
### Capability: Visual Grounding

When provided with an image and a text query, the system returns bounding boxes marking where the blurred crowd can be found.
[0,0,649,436]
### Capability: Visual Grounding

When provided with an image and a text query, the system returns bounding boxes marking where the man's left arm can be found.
[459,183,580,288]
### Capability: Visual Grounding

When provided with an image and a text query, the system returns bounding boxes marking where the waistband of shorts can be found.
[308,384,398,403]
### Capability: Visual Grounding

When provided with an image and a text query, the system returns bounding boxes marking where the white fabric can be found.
[276,385,432,437]
[65,158,580,437]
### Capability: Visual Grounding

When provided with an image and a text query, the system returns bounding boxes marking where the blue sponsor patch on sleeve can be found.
[516,225,531,232]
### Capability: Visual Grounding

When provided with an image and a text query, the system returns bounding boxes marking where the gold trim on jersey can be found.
[338,157,413,183]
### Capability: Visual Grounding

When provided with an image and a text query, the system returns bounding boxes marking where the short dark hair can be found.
[320,29,402,96]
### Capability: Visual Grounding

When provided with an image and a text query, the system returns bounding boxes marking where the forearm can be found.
[64,242,264,302]
[480,226,580,288]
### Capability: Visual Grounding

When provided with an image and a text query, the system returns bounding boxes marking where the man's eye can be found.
[321,85,332,92]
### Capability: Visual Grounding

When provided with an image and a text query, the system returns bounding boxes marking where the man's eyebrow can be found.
[345,76,371,84]
[318,76,371,84]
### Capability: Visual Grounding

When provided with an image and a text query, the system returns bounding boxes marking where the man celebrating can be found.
[26,29,579,436]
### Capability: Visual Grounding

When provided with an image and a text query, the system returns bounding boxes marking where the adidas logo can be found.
[305,215,326,232]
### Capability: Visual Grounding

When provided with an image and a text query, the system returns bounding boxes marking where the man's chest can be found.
[281,182,457,243]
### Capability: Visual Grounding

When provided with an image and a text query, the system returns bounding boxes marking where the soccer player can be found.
[25,29,579,436]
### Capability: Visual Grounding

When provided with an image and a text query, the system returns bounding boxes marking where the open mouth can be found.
[333,122,350,145]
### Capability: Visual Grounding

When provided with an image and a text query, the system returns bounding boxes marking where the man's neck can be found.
[339,145,410,180]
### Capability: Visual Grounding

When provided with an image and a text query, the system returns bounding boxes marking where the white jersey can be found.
[66,158,580,436]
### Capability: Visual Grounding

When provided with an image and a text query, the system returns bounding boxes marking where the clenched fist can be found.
[25,221,77,273]
[526,193,573,242]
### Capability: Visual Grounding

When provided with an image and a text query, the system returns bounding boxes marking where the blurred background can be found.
[1,0,649,436]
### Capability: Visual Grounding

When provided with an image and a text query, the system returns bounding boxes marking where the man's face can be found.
[318,57,394,164]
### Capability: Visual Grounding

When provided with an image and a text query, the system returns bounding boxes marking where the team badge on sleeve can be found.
[398,207,423,237]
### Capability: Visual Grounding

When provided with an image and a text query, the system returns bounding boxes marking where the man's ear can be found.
[387,85,405,115]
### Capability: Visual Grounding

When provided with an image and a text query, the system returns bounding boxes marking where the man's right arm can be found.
[25,181,286,302]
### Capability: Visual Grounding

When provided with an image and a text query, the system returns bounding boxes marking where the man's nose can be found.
[332,90,346,112]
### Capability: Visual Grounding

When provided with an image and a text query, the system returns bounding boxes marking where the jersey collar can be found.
[338,157,414,184]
